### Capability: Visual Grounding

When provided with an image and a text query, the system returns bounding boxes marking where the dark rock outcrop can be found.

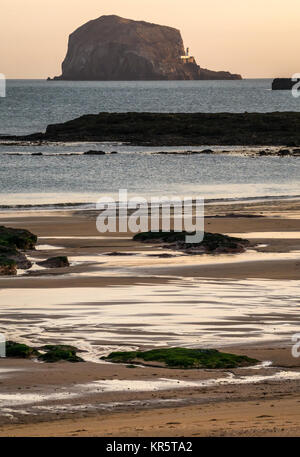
[0,225,37,250]
[0,226,37,275]
[0,246,32,270]
[40,112,300,146]
[37,256,70,268]
[52,15,241,81]
[6,341,84,363]
[6,341,40,359]
[133,231,250,255]
[0,257,17,275]
[272,78,300,90]
[38,345,84,363]
[84,150,106,155]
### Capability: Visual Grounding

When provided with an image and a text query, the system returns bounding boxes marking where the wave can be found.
[1,194,300,212]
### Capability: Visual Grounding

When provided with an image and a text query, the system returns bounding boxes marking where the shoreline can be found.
[1,194,300,214]
[0,341,300,437]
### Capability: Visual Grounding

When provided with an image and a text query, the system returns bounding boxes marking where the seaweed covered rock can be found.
[0,226,37,250]
[6,341,40,358]
[0,245,32,269]
[84,150,106,155]
[38,345,84,363]
[36,256,70,268]
[102,347,258,369]
[133,231,249,254]
[40,344,79,352]
[5,341,84,362]
[0,258,17,275]
[0,226,36,275]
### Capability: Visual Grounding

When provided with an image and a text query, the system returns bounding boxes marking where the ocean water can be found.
[0,146,299,207]
[0,79,299,207]
[0,79,300,136]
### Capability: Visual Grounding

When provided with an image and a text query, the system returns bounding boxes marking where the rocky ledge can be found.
[49,15,241,81]
[7,112,300,147]
[133,231,250,255]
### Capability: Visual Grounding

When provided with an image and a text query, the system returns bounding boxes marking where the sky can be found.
[0,0,299,79]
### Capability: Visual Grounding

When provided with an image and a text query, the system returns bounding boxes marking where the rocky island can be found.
[7,111,300,147]
[49,15,241,81]
[272,78,300,90]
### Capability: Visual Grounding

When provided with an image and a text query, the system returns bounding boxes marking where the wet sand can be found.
[0,199,300,436]
[0,344,300,437]
[0,199,300,284]
[2,396,300,437]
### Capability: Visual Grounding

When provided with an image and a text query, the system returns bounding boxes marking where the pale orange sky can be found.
[0,0,299,79]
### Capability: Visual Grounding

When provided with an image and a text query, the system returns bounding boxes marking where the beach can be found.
[1,0,300,444]
[0,198,300,436]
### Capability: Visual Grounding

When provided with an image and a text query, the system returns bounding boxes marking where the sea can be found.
[0,78,299,209]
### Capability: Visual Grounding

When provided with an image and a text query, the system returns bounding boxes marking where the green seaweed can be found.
[5,341,84,363]
[102,347,259,369]
[0,226,37,250]
[6,341,40,359]
[0,257,16,267]
[38,348,84,363]
[40,344,79,352]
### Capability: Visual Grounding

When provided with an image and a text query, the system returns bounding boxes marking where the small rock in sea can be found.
[147,253,175,258]
[200,149,214,154]
[84,150,106,155]
[106,252,136,256]
[278,149,291,156]
[259,150,271,156]
[36,256,70,268]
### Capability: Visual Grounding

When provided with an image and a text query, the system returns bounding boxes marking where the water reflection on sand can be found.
[0,278,299,362]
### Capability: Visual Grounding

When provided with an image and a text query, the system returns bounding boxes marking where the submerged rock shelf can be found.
[5,112,300,147]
